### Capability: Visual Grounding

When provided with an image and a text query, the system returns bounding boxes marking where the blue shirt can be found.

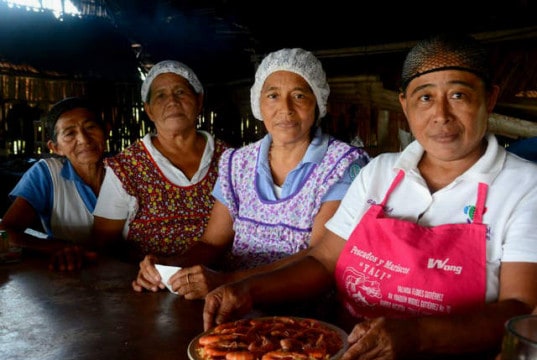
[9,158,97,237]
[212,128,368,203]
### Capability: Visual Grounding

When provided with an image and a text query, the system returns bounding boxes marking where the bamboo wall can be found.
[0,72,148,158]
[0,70,409,161]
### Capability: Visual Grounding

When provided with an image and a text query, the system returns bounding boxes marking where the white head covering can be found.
[250,48,330,121]
[141,60,203,102]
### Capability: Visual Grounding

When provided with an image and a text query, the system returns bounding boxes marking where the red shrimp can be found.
[203,346,230,357]
[248,335,276,353]
[214,319,251,334]
[303,343,328,359]
[199,333,239,346]
[225,351,256,360]
[261,350,308,360]
[279,337,302,352]
[275,317,296,323]
[296,318,319,328]
[203,339,249,357]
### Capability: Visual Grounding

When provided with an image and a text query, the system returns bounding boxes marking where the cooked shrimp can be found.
[204,340,248,357]
[279,337,302,351]
[303,343,328,359]
[261,350,308,360]
[199,334,241,346]
[225,351,256,360]
[214,319,251,333]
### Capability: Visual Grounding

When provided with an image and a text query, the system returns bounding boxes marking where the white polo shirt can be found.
[326,133,537,302]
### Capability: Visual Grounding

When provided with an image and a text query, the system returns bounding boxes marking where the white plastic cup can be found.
[501,314,537,360]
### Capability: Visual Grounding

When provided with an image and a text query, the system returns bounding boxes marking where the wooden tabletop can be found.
[0,252,499,360]
[0,253,204,360]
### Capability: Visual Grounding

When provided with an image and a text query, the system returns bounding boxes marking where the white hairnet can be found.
[250,48,330,121]
[141,60,203,102]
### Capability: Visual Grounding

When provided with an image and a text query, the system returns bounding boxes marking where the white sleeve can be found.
[93,167,135,220]
[325,168,369,240]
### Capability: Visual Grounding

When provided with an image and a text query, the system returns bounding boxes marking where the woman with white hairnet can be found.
[131,48,371,297]
[93,60,228,261]
[202,34,537,359]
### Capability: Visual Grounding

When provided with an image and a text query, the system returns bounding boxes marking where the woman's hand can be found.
[49,245,97,271]
[341,317,416,360]
[203,282,254,331]
[171,265,231,300]
[131,254,164,292]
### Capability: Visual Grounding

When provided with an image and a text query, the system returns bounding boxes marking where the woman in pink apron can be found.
[203,33,537,359]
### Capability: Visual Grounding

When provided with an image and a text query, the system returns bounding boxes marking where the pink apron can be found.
[334,170,487,319]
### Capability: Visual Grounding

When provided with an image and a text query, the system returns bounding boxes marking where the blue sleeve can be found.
[211,147,235,207]
[211,178,226,205]
[9,159,53,218]
[322,154,370,202]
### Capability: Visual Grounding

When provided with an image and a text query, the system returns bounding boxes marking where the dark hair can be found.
[46,97,104,142]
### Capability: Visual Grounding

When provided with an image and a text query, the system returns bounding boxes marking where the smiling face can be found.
[144,72,203,135]
[48,107,106,167]
[399,69,499,164]
[260,71,317,146]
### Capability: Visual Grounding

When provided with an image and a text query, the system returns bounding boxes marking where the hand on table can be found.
[170,265,230,300]
[131,254,165,292]
[49,245,97,271]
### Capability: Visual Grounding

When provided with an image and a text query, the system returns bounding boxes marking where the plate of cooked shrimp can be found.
[188,316,348,360]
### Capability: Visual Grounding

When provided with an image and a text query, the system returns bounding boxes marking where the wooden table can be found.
[0,252,499,360]
[0,253,204,360]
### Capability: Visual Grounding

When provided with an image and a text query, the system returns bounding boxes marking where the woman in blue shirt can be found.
[1,97,107,271]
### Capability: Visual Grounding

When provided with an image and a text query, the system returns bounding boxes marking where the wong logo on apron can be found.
[334,170,487,319]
